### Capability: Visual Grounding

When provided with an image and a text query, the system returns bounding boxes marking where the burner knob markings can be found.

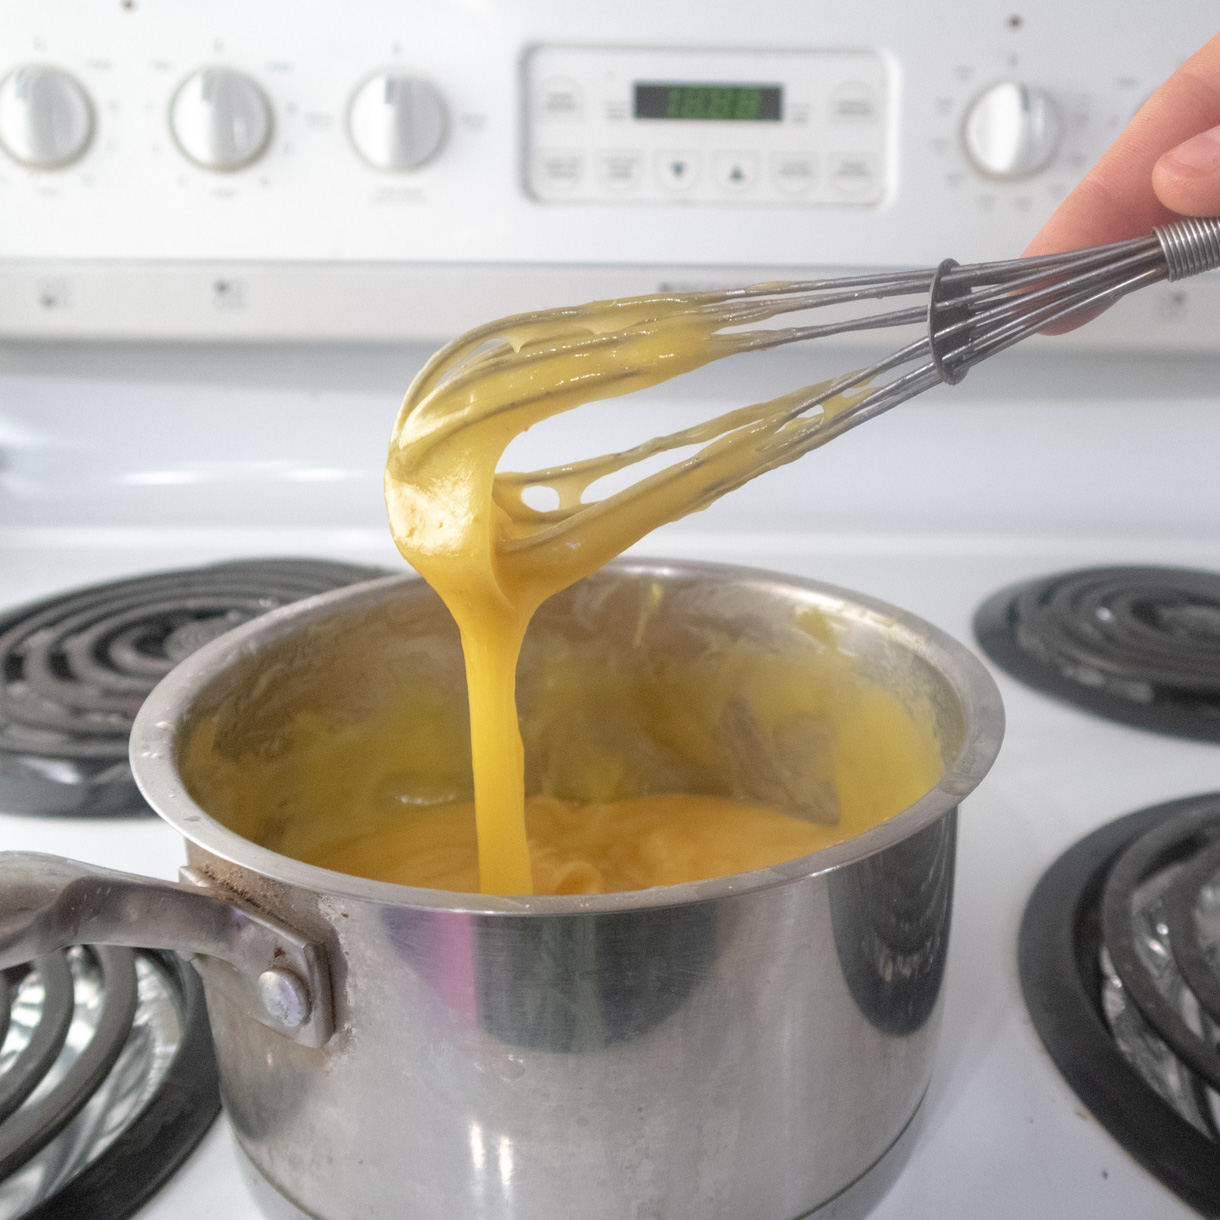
[962,81,1062,179]
[170,66,272,171]
[0,64,94,169]
[347,72,447,171]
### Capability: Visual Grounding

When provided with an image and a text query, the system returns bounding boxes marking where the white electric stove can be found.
[4,1,1220,1216]
[3,332,1220,1219]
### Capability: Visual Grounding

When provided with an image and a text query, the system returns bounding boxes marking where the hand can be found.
[1024,33,1220,328]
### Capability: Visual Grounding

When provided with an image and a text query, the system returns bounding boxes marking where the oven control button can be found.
[0,64,94,169]
[170,67,272,171]
[655,150,701,193]
[962,81,1061,179]
[599,149,643,192]
[713,152,759,194]
[829,81,880,126]
[828,152,880,197]
[772,152,817,195]
[535,77,584,123]
[347,73,447,172]
[533,148,584,192]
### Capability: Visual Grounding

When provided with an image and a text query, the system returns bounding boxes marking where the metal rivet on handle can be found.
[258,967,311,1029]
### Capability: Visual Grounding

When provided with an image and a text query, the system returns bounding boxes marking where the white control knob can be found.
[347,73,447,171]
[0,65,94,169]
[170,67,272,171]
[962,81,1062,179]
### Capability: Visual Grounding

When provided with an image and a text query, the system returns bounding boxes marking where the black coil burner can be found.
[0,558,388,817]
[974,566,1220,741]
[0,945,219,1220]
[1020,793,1220,1218]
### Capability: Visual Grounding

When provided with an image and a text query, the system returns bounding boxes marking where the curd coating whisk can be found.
[400,216,1220,555]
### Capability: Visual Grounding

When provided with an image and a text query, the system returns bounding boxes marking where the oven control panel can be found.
[0,0,1216,345]
[525,47,889,207]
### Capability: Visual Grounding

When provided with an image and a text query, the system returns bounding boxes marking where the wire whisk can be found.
[393,216,1220,558]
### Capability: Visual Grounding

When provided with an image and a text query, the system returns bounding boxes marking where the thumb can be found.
[1152,124,1220,216]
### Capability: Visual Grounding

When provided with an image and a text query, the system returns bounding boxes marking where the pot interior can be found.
[175,566,963,886]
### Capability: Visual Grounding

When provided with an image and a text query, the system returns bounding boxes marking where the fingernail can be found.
[1163,125,1220,172]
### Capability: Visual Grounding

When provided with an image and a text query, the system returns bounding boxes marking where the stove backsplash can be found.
[2,341,1219,540]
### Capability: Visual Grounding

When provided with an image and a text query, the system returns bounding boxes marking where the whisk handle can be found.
[1154,216,1220,281]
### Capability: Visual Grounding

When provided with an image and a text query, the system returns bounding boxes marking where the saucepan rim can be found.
[129,558,1004,916]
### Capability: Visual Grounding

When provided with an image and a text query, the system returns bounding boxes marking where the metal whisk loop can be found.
[927,258,968,387]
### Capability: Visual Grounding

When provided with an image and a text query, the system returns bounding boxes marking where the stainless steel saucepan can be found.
[0,560,1003,1220]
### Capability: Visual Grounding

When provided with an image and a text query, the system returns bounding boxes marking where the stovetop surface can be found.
[5,526,1220,1220]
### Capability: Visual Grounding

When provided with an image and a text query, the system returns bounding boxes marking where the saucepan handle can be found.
[0,851,333,1048]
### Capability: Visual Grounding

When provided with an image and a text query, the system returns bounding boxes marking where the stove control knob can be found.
[962,81,1062,179]
[347,72,447,171]
[0,65,94,169]
[170,66,272,171]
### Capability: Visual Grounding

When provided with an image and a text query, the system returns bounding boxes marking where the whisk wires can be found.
[394,217,1220,557]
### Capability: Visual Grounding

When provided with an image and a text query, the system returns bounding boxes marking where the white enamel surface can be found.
[2,334,1219,1217]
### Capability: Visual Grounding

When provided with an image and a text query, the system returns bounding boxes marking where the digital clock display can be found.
[634,82,782,122]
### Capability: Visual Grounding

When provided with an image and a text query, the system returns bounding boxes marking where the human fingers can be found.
[1025,31,1220,260]
[1152,123,1220,215]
